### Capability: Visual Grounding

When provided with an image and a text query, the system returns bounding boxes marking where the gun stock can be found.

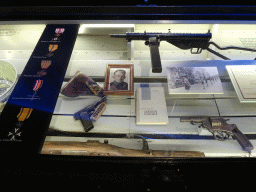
[41,140,205,157]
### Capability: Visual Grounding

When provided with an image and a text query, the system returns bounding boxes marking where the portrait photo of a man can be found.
[104,64,134,95]
[109,69,129,91]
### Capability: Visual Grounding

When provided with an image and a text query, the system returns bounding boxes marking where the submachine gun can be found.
[110,30,256,73]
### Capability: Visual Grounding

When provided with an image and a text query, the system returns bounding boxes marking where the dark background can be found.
[0,0,255,6]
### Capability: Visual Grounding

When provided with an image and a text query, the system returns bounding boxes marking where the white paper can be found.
[226,65,256,102]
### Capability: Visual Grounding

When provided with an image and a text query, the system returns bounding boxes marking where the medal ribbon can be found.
[41,60,51,69]
[49,44,58,52]
[55,28,65,34]
[17,108,33,122]
[33,80,43,92]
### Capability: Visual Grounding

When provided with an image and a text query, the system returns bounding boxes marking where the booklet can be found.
[167,67,223,94]
[226,65,256,103]
[136,86,169,125]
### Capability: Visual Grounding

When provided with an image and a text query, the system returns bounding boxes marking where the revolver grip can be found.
[232,126,254,152]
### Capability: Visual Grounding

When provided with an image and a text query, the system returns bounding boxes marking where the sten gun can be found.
[110,30,256,73]
[74,96,106,132]
[180,116,254,152]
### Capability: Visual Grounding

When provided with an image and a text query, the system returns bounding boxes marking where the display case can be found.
[1,6,256,174]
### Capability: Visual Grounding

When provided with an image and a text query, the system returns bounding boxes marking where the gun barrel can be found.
[180,116,209,123]
[110,32,212,41]
[109,34,127,38]
[180,117,192,122]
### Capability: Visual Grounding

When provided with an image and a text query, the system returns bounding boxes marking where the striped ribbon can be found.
[48,44,58,52]
[41,60,51,69]
[17,108,33,122]
[33,80,43,92]
[55,28,65,34]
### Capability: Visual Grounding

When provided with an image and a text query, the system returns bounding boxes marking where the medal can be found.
[37,70,47,77]
[47,44,58,57]
[8,128,22,141]
[41,60,51,69]
[32,80,43,99]
[8,108,33,140]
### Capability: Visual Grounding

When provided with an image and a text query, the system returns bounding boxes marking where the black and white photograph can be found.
[167,67,223,94]
[109,68,130,91]
[104,64,134,95]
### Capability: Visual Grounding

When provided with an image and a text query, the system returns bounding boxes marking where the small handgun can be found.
[74,96,106,132]
[180,116,254,152]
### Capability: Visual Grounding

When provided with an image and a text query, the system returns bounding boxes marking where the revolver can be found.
[180,116,254,152]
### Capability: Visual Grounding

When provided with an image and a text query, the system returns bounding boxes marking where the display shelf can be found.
[44,75,256,156]
[216,99,256,116]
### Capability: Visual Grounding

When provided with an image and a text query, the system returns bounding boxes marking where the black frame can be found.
[1,5,256,188]
[0,5,256,21]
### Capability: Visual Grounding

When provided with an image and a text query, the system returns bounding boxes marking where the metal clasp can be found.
[191,48,202,54]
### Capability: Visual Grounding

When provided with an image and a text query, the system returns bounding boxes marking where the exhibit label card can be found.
[136,86,169,125]
[167,67,223,94]
[226,65,256,103]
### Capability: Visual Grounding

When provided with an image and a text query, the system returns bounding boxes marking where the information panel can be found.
[226,65,256,103]
[0,24,79,154]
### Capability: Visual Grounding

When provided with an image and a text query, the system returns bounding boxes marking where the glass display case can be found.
[1,6,256,162]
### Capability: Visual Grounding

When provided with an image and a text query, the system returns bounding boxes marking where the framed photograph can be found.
[104,64,134,95]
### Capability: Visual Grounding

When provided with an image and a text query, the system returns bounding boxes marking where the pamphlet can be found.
[136,86,169,125]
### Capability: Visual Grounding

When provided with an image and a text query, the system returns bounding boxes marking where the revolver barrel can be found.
[180,117,192,122]
[180,116,210,123]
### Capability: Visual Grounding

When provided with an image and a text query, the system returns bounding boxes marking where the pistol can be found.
[180,116,254,152]
[74,96,106,132]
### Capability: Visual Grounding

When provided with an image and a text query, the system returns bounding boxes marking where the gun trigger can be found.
[191,48,202,54]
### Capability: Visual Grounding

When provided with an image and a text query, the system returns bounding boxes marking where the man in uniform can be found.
[109,69,128,91]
